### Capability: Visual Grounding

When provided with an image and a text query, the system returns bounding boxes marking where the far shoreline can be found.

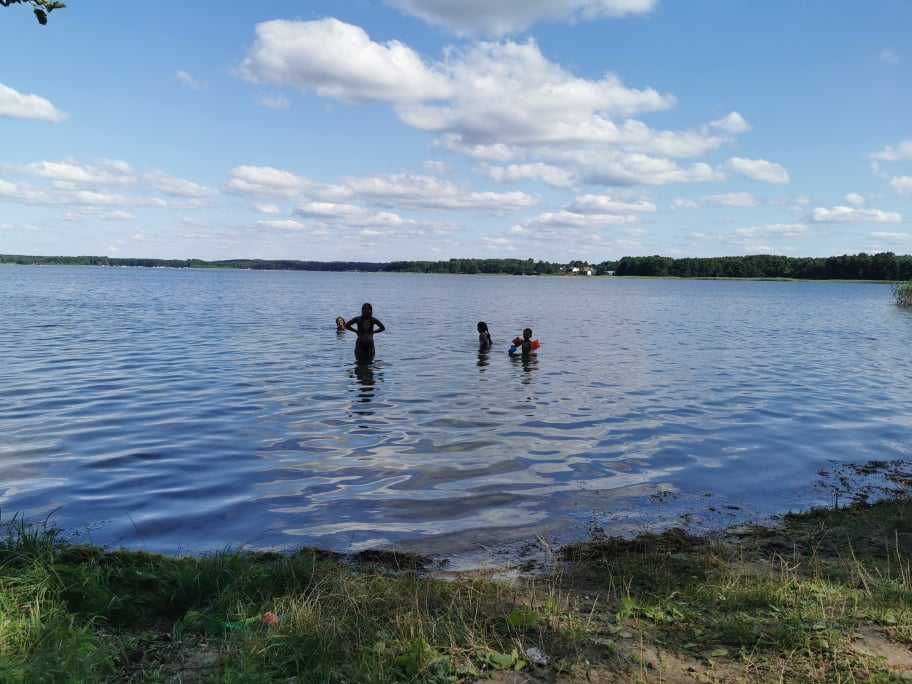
[1,260,903,285]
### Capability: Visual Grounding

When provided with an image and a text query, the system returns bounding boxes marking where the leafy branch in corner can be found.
[0,0,66,25]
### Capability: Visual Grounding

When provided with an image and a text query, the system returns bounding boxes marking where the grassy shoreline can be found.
[4,484,912,682]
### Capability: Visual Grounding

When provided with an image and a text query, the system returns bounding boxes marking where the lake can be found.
[1,266,910,562]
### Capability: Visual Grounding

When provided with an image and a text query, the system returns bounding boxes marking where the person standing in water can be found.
[345,303,385,363]
[509,328,539,357]
[477,321,492,350]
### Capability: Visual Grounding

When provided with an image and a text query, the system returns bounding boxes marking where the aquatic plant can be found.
[895,281,912,307]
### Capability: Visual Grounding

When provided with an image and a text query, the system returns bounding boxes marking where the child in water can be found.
[345,303,386,363]
[509,328,539,357]
[477,321,492,349]
[335,316,346,333]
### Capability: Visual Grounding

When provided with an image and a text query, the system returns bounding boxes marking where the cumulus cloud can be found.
[727,157,790,184]
[0,82,66,122]
[347,173,538,210]
[482,162,576,188]
[734,223,808,239]
[258,218,308,231]
[0,179,148,208]
[387,0,657,36]
[176,70,202,89]
[708,112,751,135]
[146,172,213,198]
[27,160,136,185]
[568,194,656,213]
[672,198,699,209]
[579,153,723,186]
[703,192,757,208]
[230,166,535,214]
[811,206,902,224]
[240,18,451,103]
[227,165,352,201]
[254,203,282,215]
[845,193,865,206]
[890,176,912,196]
[522,210,638,229]
[239,19,749,188]
[871,140,912,162]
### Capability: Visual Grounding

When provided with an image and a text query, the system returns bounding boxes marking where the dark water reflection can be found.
[1,266,911,560]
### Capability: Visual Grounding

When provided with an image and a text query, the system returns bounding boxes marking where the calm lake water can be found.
[1,266,911,561]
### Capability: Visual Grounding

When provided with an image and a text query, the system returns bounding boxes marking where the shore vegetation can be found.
[3,463,912,682]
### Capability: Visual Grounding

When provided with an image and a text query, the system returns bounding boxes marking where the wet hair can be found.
[523,328,533,339]
[477,321,488,333]
[361,303,372,315]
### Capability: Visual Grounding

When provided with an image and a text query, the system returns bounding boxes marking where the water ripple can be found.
[1,267,911,557]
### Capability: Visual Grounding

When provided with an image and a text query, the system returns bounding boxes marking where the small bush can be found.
[895,281,912,307]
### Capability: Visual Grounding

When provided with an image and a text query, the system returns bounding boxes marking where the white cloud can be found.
[254,203,282,215]
[580,153,723,186]
[260,95,289,110]
[239,19,751,189]
[240,18,451,103]
[346,173,538,210]
[229,166,535,213]
[568,194,656,213]
[103,210,135,221]
[295,201,410,228]
[673,198,699,209]
[176,70,202,89]
[422,160,447,174]
[482,162,576,188]
[146,172,213,198]
[890,176,912,196]
[0,82,66,123]
[703,192,757,208]
[727,157,790,184]
[811,206,902,224]
[708,112,751,135]
[523,210,638,229]
[258,219,308,231]
[387,0,657,36]
[27,160,136,185]
[871,231,910,243]
[0,176,169,209]
[845,193,865,206]
[734,223,807,239]
[227,165,352,201]
[871,140,912,162]
[880,49,900,65]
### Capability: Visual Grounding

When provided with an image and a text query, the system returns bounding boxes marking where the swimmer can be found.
[477,321,492,349]
[345,303,385,363]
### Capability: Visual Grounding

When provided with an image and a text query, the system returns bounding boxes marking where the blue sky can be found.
[1,0,910,261]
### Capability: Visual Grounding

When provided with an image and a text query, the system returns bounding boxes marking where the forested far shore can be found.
[2,252,912,280]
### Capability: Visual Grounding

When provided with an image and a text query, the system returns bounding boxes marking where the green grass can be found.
[3,497,912,682]
[895,281,912,307]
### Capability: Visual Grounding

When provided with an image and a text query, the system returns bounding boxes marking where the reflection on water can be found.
[0,266,911,559]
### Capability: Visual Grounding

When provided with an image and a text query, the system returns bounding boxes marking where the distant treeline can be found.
[608,254,912,280]
[2,253,911,280]
[0,254,385,272]
[385,258,565,275]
